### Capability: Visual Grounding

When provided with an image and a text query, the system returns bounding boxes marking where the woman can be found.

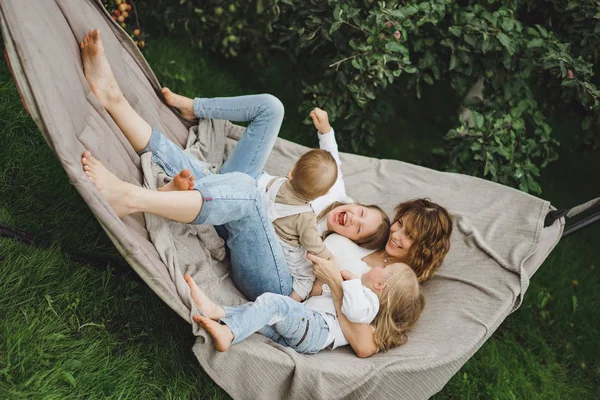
[79,29,452,356]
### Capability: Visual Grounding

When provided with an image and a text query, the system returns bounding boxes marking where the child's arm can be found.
[309,108,348,202]
[310,108,341,166]
[339,276,379,324]
[298,216,334,260]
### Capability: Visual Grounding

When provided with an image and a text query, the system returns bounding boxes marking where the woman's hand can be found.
[309,107,332,134]
[307,253,342,286]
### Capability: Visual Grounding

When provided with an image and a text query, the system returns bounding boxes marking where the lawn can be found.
[0,35,598,399]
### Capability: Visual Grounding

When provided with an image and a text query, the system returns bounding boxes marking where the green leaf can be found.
[330,21,343,35]
[333,4,342,21]
[449,53,458,70]
[470,141,482,151]
[527,38,544,48]
[536,24,549,38]
[472,111,484,129]
[403,65,418,74]
[501,19,515,32]
[572,295,578,313]
[401,5,419,17]
[422,73,434,85]
[496,33,515,54]
[449,26,462,37]
[60,372,77,388]
[385,41,405,53]
[561,79,578,87]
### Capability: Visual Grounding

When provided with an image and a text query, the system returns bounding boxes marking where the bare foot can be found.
[184,274,225,320]
[80,29,124,108]
[162,87,196,121]
[158,169,195,192]
[194,315,233,352]
[81,151,134,217]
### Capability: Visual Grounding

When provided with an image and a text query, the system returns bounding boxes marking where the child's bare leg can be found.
[81,151,203,221]
[162,88,196,121]
[158,169,195,192]
[193,315,233,352]
[184,274,225,320]
[80,29,151,152]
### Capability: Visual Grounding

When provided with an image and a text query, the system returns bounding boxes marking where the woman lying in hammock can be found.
[78,29,452,357]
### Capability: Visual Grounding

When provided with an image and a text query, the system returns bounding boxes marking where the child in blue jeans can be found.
[185,261,424,355]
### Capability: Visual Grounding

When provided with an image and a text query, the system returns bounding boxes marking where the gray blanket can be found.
[0,0,563,398]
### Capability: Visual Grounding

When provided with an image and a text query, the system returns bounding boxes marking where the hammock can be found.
[2,1,598,398]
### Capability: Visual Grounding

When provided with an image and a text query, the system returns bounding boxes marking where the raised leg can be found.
[161,91,284,180]
[193,94,284,180]
[81,29,152,152]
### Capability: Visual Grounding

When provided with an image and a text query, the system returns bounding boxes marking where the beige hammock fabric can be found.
[0,1,564,398]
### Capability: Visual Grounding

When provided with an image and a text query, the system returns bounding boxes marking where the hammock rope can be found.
[544,197,600,237]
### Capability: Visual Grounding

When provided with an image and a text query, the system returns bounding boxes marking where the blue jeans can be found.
[222,293,330,354]
[139,94,292,300]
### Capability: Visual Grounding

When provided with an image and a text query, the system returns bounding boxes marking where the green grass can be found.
[1,36,599,399]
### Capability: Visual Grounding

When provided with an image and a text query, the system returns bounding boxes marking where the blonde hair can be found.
[372,264,425,352]
[290,149,337,200]
[317,201,391,250]
[394,199,453,283]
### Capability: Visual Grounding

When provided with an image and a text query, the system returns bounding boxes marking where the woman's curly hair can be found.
[393,199,453,282]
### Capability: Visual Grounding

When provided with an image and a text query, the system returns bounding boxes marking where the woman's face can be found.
[327,204,383,241]
[385,219,414,260]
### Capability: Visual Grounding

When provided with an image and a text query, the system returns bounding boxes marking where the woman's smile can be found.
[388,238,402,249]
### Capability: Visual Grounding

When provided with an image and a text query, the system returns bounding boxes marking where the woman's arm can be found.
[329,281,378,358]
[307,253,378,358]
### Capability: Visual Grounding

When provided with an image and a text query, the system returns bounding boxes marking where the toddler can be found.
[185,261,424,355]
[263,148,337,301]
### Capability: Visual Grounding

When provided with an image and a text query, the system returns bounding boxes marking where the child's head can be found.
[288,149,337,200]
[363,263,425,352]
[318,202,391,250]
[385,199,453,283]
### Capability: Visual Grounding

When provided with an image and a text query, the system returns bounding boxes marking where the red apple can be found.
[127,4,131,12]
[122,11,128,18]
[118,3,127,12]
[133,29,141,37]
[567,70,574,79]
[111,14,117,20]
[114,9,121,16]
[394,30,401,40]
[115,0,122,4]
[386,21,392,28]
[139,40,145,49]
[117,15,125,23]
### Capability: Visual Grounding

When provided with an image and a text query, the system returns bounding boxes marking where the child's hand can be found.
[309,107,332,134]
[340,270,358,281]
